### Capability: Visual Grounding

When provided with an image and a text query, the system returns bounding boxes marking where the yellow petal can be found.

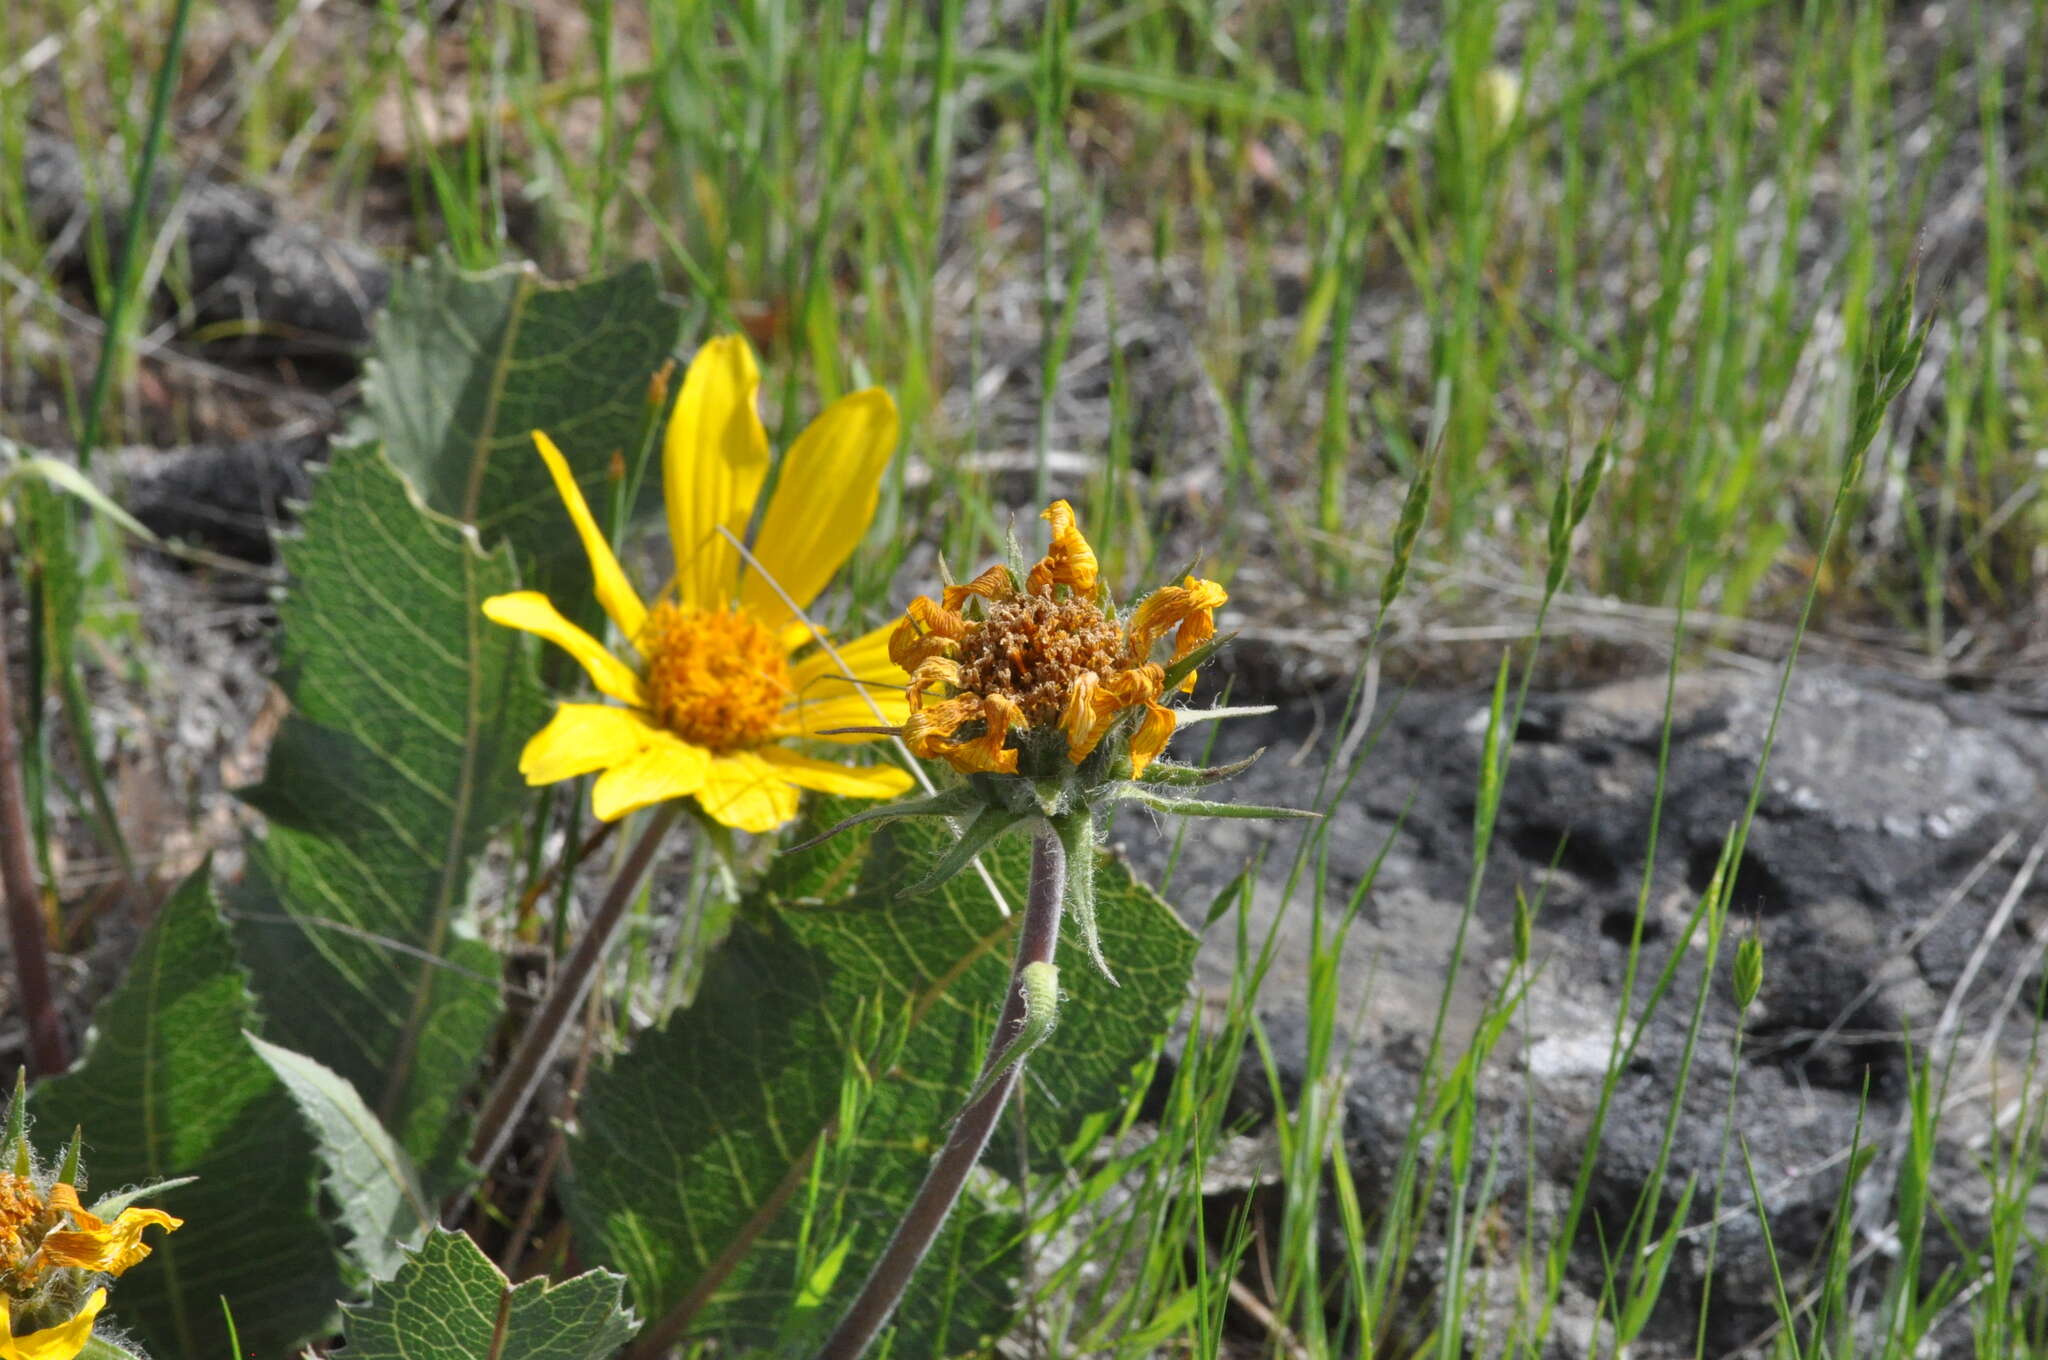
[41,1185,181,1277]
[757,747,913,799]
[1026,500,1099,597]
[739,388,900,630]
[483,592,646,707]
[519,704,664,784]
[531,431,648,647]
[1127,577,1228,655]
[781,692,912,743]
[693,751,801,833]
[905,695,981,757]
[945,693,1023,774]
[0,1288,104,1360]
[789,621,912,698]
[1059,671,1118,763]
[888,597,966,671]
[942,563,1014,612]
[666,335,770,609]
[1128,700,1177,776]
[589,736,714,822]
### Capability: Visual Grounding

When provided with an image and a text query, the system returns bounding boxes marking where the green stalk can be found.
[816,820,1068,1360]
[73,0,196,472]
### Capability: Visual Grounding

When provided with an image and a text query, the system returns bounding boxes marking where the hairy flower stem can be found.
[464,804,684,1185]
[817,821,1068,1360]
[0,619,67,1076]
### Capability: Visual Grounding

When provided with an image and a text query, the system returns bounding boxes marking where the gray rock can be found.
[20,131,388,352]
[1117,666,2048,1351]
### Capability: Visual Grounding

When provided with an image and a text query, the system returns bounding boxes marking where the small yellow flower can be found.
[0,1289,103,1360]
[892,500,1226,778]
[483,336,916,833]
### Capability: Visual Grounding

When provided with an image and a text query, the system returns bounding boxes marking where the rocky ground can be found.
[1119,665,2048,1354]
[7,5,2048,1348]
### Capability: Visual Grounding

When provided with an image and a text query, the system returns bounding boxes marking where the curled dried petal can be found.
[946,693,1025,774]
[1168,582,1223,692]
[906,656,962,711]
[1057,670,1114,763]
[889,596,966,671]
[1026,500,1099,598]
[1128,699,1177,777]
[42,1183,182,1278]
[942,563,1016,612]
[904,694,982,757]
[1127,576,1227,656]
[1102,663,1165,708]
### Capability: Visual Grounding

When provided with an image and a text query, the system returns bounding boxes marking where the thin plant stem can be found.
[498,978,604,1278]
[817,819,1067,1360]
[0,604,68,1075]
[74,0,198,472]
[463,803,684,1185]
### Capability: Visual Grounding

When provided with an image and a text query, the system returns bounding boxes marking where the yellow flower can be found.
[483,336,916,833]
[0,1289,103,1360]
[892,500,1226,778]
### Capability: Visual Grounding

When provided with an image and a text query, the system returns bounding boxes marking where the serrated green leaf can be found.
[566,800,1197,1354]
[247,1033,435,1287]
[233,444,545,1189]
[359,257,684,601]
[33,875,342,1357]
[340,1228,637,1360]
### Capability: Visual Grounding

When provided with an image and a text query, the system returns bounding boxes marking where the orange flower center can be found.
[641,603,791,750]
[0,1173,49,1274]
[954,594,1125,725]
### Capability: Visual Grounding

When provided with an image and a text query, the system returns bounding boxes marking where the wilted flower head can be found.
[891,501,1226,783]
[0,1112,181,1360]
[483,335,915,833]
[804,498,1301,984]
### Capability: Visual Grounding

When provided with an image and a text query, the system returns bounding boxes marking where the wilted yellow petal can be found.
[904,695,980,757]
[942,563,1015,612]
[889,597,966,671]
[757,748,913,799]
[694,751,802,833]
[665,336,770,609]
[1168,581,1223,692]
[518,704,663,784]
[905,656,961,708]
[1126,576,1227,655]
[482,592,646,707]
[1058,671,1118,763]
[42,1185,181,1278]
[739,388,900,631]
[1025,500,1099,597]
[1128,700,1177,776]
[944,693,1023,774]
[530,431,648,647]
[0,1287,103,1360]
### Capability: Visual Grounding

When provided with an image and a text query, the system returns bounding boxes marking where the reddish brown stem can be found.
[815,820,1067,1360]
[497,978,603,1278]
[463,804,683,1187]
[0,616,68,1075]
